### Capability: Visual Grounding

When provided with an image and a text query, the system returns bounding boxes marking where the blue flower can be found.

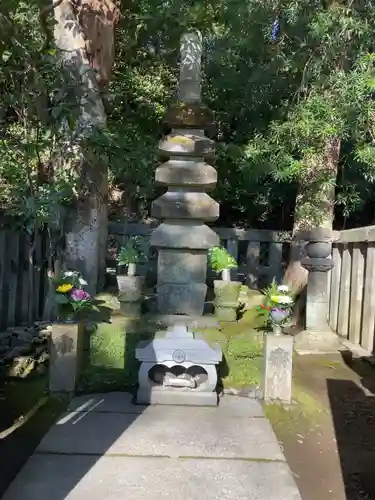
[271,18,280,41]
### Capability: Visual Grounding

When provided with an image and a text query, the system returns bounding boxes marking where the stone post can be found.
[49,322,84,393]
[150,32,219,321]
[294,228,341,353]
[263,333,293,404]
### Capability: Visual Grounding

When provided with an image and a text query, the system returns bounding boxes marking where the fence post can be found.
[226,239,239,280]
[0,231,6,330]
[361,244,375,352]
[268,241,283,283]
[246,241,260,289]
[348,243,365,345]
[337,244,351,338]
[329,245,341,331]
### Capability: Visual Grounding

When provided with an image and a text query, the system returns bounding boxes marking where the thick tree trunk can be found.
[284,137,340,323]
[53,0,117,293]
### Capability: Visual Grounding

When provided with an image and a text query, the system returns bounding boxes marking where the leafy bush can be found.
[209,246,238,273]
[117,236,146,266]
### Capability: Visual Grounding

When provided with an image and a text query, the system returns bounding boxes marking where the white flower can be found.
[63,271,74,277]
[277,285,289,292]
[276,295,293,305]
[79,278,88,285]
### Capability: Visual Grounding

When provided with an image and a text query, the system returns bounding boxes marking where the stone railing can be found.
[328,226,375,353]
[108,221,292,288]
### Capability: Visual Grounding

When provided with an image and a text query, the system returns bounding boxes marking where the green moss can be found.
[222,356,263,388]
[219,308,266,339]
[226,332,263,359]
[197,329,228,348]
[81,318,153,392]
[220,330,264,388]
[89,320,126,369]
[264,381,327,432]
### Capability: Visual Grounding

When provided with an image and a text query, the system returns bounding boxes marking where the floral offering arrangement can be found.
[255,279,294,327]
[51,270,93,320]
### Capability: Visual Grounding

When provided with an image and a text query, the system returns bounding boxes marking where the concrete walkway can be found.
[3,393,302,499]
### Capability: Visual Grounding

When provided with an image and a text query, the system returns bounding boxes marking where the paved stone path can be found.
[3,393,302,499]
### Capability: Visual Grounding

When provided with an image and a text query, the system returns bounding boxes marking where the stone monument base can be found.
[137,387,218,406]
[294,329,342,354]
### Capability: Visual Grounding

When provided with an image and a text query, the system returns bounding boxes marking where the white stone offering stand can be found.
[136,324,222,406]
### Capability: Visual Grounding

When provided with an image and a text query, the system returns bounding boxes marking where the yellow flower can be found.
[57,284,73,293]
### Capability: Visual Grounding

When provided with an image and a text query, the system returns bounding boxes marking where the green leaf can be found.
[54,293,69,304]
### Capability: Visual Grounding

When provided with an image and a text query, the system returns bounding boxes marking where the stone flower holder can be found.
[117,275,145,318]
[270,308,290,335]
[49,321,84,393]
[213,280,242,322]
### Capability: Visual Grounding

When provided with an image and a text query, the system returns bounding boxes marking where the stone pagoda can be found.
[150,31,219,320]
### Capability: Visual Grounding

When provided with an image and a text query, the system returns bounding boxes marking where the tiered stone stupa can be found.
[151,31,219,319]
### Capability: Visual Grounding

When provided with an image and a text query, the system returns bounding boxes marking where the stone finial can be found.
[179,31,203,103]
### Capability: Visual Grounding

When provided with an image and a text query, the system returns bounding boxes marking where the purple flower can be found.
[70,288,90,302]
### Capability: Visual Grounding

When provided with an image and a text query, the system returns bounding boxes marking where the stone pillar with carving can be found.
[294,228,341,353]
[150,32,219,319]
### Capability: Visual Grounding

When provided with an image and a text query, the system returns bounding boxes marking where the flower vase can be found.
[62,314,76,324]
[270,308,290,335]
[57,305,76,324]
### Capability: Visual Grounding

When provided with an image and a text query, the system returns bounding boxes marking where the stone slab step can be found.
[3,455,302,500]
[38,404,284,461]
[67,392,265,418]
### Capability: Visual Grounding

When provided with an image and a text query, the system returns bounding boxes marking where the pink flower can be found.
[71,288,90,302]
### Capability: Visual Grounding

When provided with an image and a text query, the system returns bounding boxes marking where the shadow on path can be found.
[327,353,375,500]
[2,311,155,500]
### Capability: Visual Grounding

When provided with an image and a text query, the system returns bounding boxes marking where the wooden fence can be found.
[329,226,375,354]
[0,229,49,330]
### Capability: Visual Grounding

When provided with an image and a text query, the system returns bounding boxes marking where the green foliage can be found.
[261,278,280,305]
[3,0,375,232]
[117,236,146,265]
[0,1,111,233]
[209,246,237,273]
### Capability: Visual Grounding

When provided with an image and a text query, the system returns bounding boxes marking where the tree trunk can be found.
[284,137,340,323]
[53,0,118,293]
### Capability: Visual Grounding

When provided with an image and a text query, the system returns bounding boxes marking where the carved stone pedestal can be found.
[263,333,293,404]
[49,322,84,394]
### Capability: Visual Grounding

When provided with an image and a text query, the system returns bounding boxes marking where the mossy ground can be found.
[80,291,267,392]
